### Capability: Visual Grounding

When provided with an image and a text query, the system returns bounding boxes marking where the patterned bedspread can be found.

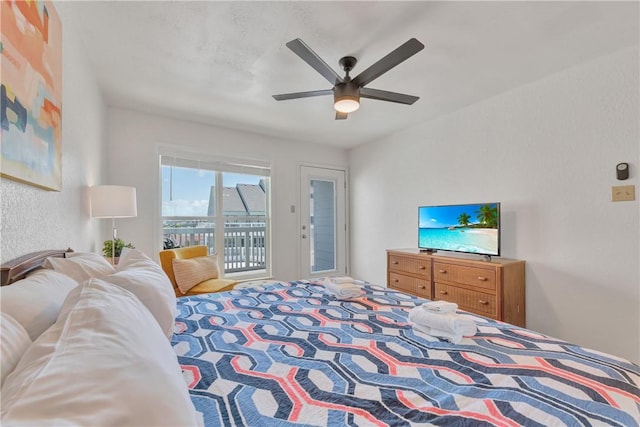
[172,280,640,426]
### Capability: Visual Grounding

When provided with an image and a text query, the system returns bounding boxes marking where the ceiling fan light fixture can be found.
[334,96,360,113]
[333,83,360,113]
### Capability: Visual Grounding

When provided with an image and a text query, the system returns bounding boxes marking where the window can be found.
[161,154,271,279]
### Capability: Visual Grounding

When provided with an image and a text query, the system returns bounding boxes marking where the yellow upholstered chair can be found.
[159,245,237,297]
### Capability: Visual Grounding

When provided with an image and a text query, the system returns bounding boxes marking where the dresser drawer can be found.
[435,283,497,318]
[389,255,431,278]
[389,273,431,298]
[414,279,431,299]
[433,262,496,291]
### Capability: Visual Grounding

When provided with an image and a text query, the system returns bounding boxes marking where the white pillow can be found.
[43,252,115,283]
[1,279,200,427]
[106,249,176,338]
[0,269,78,340]
[172,254,220,294]
[0,313,32,386]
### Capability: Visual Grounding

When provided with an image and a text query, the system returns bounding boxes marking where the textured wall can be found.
[0,7,107,263]
[349,47,639,363]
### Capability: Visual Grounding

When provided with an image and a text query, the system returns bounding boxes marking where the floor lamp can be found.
[90,185,138,264]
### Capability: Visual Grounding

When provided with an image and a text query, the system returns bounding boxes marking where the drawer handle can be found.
[418,266,426,270]
[393,279,399,283]
[477,276,488,281]
[419,286,426,290]
[439,290,448,295]
[478,300,489,305]
[439,269,447,274]
[392,261,399,265]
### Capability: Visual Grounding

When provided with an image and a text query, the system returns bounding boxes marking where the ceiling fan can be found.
[273,38,425,120]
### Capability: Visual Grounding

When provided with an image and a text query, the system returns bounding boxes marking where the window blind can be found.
[160,155,270,177]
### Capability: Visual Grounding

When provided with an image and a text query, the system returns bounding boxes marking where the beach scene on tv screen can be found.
[419,203,499,255]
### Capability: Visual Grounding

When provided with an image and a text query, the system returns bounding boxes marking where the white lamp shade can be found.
[91,185,137,218]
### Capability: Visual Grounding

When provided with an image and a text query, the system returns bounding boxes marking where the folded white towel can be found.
[329,276,355,284]
[422,301,458,313]
[413,324,465,344]
[408,306,476,338]
[322,278,363,299]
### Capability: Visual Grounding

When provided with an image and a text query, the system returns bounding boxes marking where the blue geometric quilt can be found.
[172,280,640,426]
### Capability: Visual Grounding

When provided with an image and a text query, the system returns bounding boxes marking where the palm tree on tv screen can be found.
[475,204,498,228]
[457,212,471,227]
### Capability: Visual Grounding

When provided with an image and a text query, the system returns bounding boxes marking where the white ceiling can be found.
[58,1,638,149]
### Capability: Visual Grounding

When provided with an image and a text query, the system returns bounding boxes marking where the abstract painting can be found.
[1,0,62,191]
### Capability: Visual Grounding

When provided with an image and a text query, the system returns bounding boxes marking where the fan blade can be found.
[360,87,419,105]
[286,39,344,85]
[335,111,348,120]
[352,38,424,87]
[273,89,333,101]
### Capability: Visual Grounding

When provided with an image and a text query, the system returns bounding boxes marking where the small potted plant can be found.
[102,238,135,264]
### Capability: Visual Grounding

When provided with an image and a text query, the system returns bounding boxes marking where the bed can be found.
[174,280,640,426]
[1,250,639,426]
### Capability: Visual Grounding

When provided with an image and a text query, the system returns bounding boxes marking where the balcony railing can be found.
[163,219,266,274]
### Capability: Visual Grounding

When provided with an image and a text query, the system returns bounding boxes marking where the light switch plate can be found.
[612,185,635,202]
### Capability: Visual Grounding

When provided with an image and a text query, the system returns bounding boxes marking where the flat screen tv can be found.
[418,202,500,257]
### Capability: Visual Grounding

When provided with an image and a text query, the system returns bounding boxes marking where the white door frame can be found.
[299,165,348,279]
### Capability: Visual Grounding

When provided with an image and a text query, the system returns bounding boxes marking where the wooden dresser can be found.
[387,249,526,327]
